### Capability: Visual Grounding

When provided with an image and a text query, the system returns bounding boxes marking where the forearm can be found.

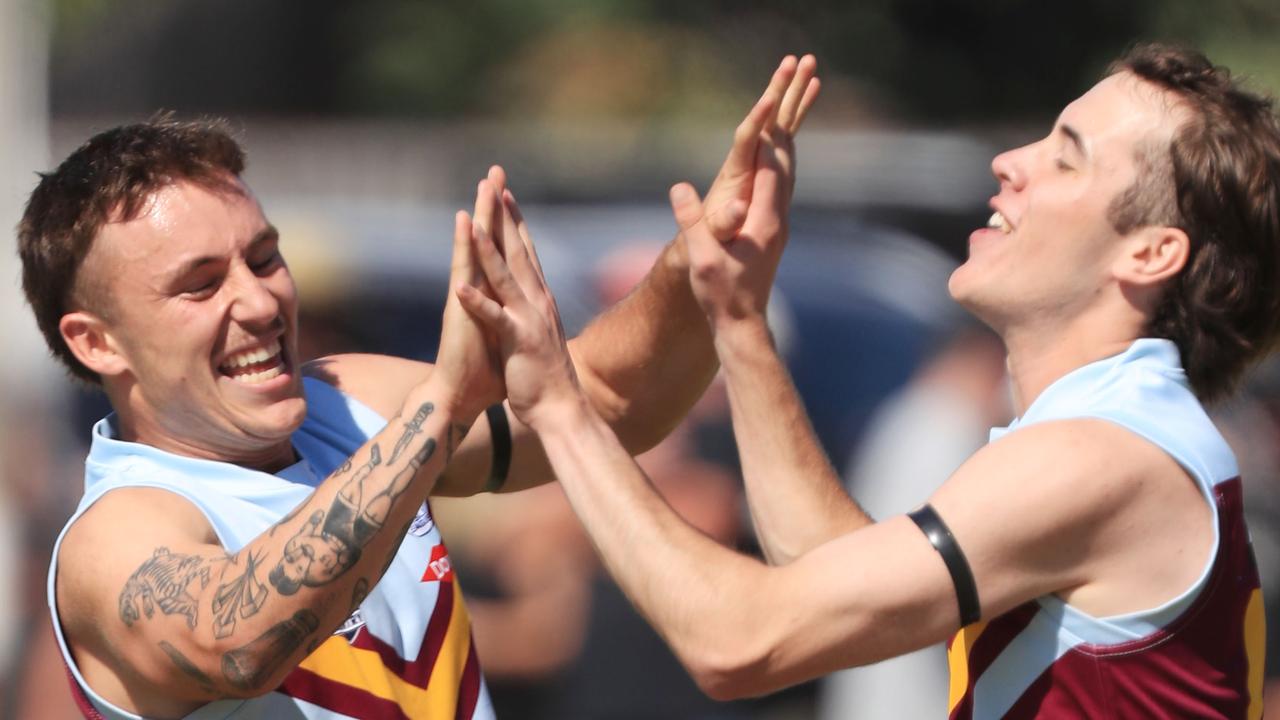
[532,398,767,683]
[714,318,870,564]
[568,236,717,451]
[134,380,468,698]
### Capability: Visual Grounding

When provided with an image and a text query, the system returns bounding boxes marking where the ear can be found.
[59,311,130,378]
[1113,225,1190,287]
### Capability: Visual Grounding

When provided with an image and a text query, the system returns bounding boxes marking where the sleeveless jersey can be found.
[947,339,1265,719]
[48,377,495,719]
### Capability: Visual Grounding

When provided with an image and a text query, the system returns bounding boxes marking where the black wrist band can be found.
[907,503,981,627]
[483,404,512,492]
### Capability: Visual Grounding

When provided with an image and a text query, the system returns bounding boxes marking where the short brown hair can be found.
[17,117,246,383]
[1106,44,1280,403]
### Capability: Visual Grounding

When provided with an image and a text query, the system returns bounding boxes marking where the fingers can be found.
[496,187,546,299]
[776,54,816,131]
[704,198,750,242]
[451,210,474,280]
[759,55,798,132]
[504,189,549,284]
[669,182,707,234]
[722,93,777,182]
[472,179,500,253]
[455,282,509,333]
[471,215,529,311]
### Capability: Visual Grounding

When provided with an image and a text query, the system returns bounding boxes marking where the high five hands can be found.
[448,55,820,428]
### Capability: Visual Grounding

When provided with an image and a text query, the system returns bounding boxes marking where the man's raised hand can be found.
[431,171,509,421]
[676,55,819,327]
[455,186,583,431]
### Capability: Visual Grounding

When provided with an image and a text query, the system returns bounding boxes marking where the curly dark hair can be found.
[17,116,245,383]
[1106,44,1280,403]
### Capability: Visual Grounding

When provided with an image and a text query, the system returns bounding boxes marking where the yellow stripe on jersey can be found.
[1245,588,1265,720]
[947,620,988,714]
[297,581,475,718]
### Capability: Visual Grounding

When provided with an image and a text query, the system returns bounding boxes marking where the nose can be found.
[991,144,1028,192]
[227,262,281,327]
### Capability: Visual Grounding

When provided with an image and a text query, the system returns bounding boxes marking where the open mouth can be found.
[986,210,1013,234]
[219,338,287,385]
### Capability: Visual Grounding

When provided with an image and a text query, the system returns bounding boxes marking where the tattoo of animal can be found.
[212,549,270,639]
[119,548,211,630]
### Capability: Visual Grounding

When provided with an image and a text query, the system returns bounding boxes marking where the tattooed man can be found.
[23,57,816,720]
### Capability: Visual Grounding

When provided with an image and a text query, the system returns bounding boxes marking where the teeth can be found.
[230,364,284,385]
[220,339,285,383]
[987,211,1012,233]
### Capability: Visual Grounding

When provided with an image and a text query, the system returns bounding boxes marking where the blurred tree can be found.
[48,0,1278,123]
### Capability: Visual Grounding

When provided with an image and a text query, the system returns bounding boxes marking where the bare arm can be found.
[667,54,864,562]
[453,127,1213,701]
[56,194,502,716]
[323,58,821,498]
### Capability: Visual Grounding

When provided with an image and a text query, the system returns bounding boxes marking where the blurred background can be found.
[2,0,1279,717]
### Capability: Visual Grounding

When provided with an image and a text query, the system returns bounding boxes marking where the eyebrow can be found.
[165,225,280,284]
[1059,123,1088,160]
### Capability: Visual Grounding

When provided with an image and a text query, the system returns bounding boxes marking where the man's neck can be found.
[1001,320,1142,416]
[112,408,298,473]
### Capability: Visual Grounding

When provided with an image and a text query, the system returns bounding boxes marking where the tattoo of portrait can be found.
[159,640,216,693]
[222,610,319,692]
[212,549,270,639]
[350,578,370,612]
[390,403,434,464]
[267,423,442,595]
[119,548,211,630]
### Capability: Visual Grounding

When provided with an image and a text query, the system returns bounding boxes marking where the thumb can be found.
[669,182,706,233]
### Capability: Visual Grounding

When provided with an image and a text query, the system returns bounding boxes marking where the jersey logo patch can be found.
[333,608,366,642]
[408,502,435,537]
[421,544,454,583]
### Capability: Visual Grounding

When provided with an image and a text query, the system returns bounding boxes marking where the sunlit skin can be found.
[947,71,1189,410]
[67,177,306,471]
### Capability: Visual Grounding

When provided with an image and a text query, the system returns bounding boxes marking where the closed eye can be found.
[250,250,282,274]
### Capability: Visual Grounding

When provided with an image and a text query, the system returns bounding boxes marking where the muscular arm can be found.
[455,161,1213,700]
[531,405,1209,699]
[57,378,469,716]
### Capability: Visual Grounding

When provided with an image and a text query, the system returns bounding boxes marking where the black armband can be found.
[907,503,981,627]
[483,404,512,492]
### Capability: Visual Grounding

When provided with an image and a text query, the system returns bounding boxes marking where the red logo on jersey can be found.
[421,544,454,583]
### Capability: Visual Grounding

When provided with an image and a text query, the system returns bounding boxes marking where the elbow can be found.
[681,636,774,702]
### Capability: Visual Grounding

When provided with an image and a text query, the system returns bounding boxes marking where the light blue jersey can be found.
[49,377,494,719]
[948,339,1264,718]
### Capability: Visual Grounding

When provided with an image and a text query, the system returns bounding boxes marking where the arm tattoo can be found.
[350,578,370,613]
[269,437,437,595]
[119,548,211,629]
[390,403,434,464]
[159,640,216,693]
[221,610,319,692]
[212,549,270,639]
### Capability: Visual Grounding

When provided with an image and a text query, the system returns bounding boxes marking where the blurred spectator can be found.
[820,325,1009,720]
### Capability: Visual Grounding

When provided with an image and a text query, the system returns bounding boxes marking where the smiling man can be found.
[19,54,817,720]
[460,45,1280,718]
